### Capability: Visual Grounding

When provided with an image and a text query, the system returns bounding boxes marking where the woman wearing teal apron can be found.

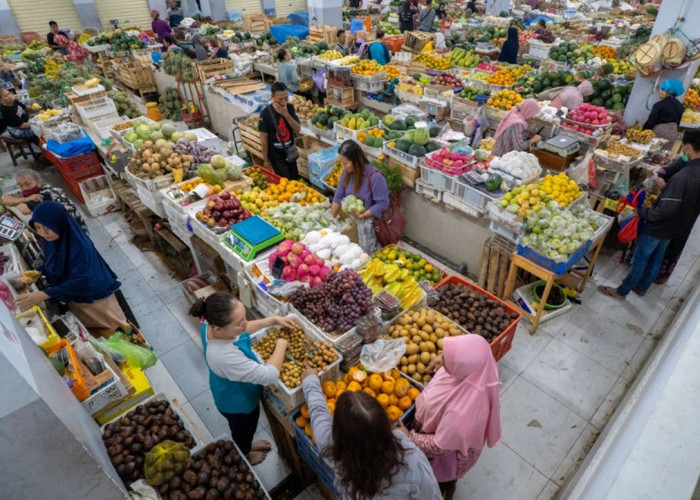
[189,292,293,464]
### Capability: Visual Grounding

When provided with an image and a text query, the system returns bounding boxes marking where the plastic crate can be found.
[242,165,281,184]
[135,184,166,218]
[333,121,373,142]
[516,240,593,277]
[75,97,118,123]
[443,191,481,218]
[291,304,361,348]
[80,352,129,415]
[527,40,552,60]
[124,166,173,193]
[487,201,525,233]
[433,275,522,361]
[384,143,421,168]
[292,411,339,495]
[396,88,422,104]
[489,220,521,246]
[450,95,480,121]
[250,315,342,410]
[46,338,90,401]
[185,199,230,247]
[414,178,443,202]
[451,179,502,214]
[589,212,614,243]
[418,164,457,192]
[243,260,290,317]
[16,306,60,350]
[308,146,339,189]
[358,140,384,158]
[79,175,119,217]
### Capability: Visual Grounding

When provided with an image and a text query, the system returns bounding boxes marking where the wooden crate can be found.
[243,14,272,33]
[193,58,234,83]
[0,35,19,47]
[238,115,263,159]
[308,25,338,45]
[404,31,433,52]
[65,90,107,108]
[326,84,355,106]
[477,236,516,299]
[118,62,156,90]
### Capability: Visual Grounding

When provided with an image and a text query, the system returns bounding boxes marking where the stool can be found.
[0,136,43,166]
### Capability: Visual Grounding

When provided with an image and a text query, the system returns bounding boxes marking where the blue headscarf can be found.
[660,79,684,97]
[30,201,120,303]
[498,27,520,64]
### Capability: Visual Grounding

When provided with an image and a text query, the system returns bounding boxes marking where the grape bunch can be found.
[290,270,373,334]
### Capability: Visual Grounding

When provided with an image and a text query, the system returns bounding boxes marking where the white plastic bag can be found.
[360,338,406,373]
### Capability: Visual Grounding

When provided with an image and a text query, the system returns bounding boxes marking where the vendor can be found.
[335,30,350,56]
[15,202,130,333]
[399,0,418,32]
[301,366,442,499]
[0,89,39,145]
[643,79,684,149]
[259,81,301,180]
[47,21,68,55]
[436,3,447,20]
[550,80,593,110]
[277,48,299,93]
[535,19,554,42]
[210,39,229,59]
[189,292,293,465]
[190,34,208,61]
[491,98,541,156]
[331,140,390,253]
[368,30,391,66]
[417,0,436,32]
[497,27,519,64]
[405,335,501,500]
[151,9,173,43]
[1,169,88,233]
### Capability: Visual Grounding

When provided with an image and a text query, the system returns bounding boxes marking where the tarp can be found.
[270,24,309,44]
[287,11,309,26]
[46,133,95,158]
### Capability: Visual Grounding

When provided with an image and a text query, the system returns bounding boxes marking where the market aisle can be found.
[2,152,697,499]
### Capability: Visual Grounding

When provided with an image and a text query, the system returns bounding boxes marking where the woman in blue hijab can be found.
[15,201,129,333]
[497,27,519,64]
[643,78,685,149]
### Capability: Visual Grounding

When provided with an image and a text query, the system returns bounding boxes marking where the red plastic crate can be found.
[433,275,521,361]
[244,165,281,185]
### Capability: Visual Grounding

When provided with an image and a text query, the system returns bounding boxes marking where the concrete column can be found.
[308,0,343,28]
[624,1,700,126]
[485,0,511,16]
[73,0,103,30]
[207,0,227,22]
[0,0,21,39]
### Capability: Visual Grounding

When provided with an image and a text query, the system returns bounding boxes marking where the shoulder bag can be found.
[368,171,406,246]
[268,106,299,163]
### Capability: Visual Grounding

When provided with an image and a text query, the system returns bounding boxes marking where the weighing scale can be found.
[540,134,580,157]
[225,216,284,262]
[0,215,24,241]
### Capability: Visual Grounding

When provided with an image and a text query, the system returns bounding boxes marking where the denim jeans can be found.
[617,233,670,296]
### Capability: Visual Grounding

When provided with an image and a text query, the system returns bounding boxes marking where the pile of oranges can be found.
[179,177,207,192]
[294,366,420,441]
[384,65,401,79]
[238,178,326,215]
[351,59,383,76]
[357,127,386,143]
[592,45,617,61]
[325,160,342,188]
[487,89,523,110]
[486,69,515,87]
[683,88,700,110]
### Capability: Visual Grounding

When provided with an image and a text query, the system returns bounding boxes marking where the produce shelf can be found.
[516,240,593,277]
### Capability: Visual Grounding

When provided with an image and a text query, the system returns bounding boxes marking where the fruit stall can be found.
[2,2,698,497]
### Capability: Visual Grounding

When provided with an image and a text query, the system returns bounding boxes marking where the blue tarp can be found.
[287,11,309,26]
[46,133,95,158]
[270,24,310,44]
[523,15,554,27]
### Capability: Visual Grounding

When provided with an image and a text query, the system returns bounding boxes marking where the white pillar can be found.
[73,0,103,30]
[0,0,21,38]
[308,0,343,27]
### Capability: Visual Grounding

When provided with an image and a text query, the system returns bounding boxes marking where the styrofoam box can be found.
[189,127,223,154]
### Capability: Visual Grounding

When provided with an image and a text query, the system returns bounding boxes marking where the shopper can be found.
[151,9,174,43]
[1,170,88,233]
[0,89,39,145]
[436,3,448,21]
[15,202,130,333]
[277,48,300,93]
[46,21,68,55]
[417,0,436,32]
[535,19,554,43]
[167,0,184,28]
[643,78,684,149]
[368,30,391,66]
[655,157,690,283]
[399,0,418,32]
[331,140,390,253]
[190,34,208,61]
[497,27,520,64]
[491,98,541,156]
[301,367,442,499]
[351,30,368,59]
[550,80,594,111]
[335,30,350,55]
[259,81,302,180]
[599,130,700,299]
[189,292,293,465]
[403,335,501,500]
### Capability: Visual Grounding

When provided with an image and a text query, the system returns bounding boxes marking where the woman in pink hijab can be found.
[399,335,502,500]
[551,80,594,110]
[491,98,541,157]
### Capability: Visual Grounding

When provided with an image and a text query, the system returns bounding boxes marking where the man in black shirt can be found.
[47,21,68,55]
[259,82,301,180]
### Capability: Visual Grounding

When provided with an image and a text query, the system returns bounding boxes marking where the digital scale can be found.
[540,134,580,157]
[0,215,25,241]
[225,216,284,262]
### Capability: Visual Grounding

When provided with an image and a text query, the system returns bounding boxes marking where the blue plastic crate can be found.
[516,240,592,276]
[308,146,339,189]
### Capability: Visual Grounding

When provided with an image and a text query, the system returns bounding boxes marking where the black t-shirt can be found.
[0,101,27,127]
[258,104,299,161]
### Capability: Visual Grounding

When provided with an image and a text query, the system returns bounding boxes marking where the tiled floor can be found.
[4,152,696,499]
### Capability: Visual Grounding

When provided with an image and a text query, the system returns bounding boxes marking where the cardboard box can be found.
[92,363,154,425]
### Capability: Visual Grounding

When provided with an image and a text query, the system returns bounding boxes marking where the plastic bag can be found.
[360,338,407,373]
[144,440,190,486]
[356,217,380,254]
[103,332,157,369]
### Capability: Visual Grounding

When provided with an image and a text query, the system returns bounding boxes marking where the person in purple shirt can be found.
[331,140,390,252]
[151,9,173,43]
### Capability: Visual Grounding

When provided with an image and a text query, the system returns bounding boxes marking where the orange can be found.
[295,415,308,428]
[398,396,412,411]
[301,404,310,419]
[327,400,336,416]
[335,380,347,392]
[407,388,420,401]
[386,405,403,422]
[368,374,383,392]
[388,394,399,407]
[376,393,390,408]
[381,380,395,395]
[347,366,360,378]
[363,387,376,398]
[322,381,337,399]
[347,381,362,392]
[353,370,367,383]
[390,368,402,380]
[304,424,313,438]
[382,371,395,381]
[394,378,410,398]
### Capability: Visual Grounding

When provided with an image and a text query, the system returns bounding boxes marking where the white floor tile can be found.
[498,364,517,394]
[590,376,630,430]
[537,480,561,500]
[137,303,191,355]
[551,423,600,487]
[454,442,549,500]
[500,323,554,375]
[621,338,658,382]
[499,377,587,478]
[187,389,230,439]
[252,448,292,493]
[522,337,617,420]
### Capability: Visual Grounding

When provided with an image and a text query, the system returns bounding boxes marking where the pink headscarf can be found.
[494,98,540,138]
[551,81,594,110]
[415,335,502,466]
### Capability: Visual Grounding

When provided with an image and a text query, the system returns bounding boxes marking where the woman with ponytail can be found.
[189,292,294,464]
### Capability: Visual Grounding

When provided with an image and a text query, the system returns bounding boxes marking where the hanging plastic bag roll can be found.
[360,338,407,373]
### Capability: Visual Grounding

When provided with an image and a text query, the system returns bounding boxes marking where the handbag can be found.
[617,190,643,244]
[268,106,299,163]
[369,171,406,246]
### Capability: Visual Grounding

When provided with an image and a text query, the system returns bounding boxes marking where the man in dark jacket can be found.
[599,130,700,299]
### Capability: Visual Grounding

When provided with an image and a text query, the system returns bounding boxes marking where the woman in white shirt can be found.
[189,292,293,464]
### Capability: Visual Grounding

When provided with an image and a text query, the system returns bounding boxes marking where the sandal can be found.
[597,285,625,301]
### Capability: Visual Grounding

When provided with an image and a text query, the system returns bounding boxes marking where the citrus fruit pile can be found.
[537,173,582,207]
[500,184,555,218]
[384,65,401,79]
[413,52,452,70]
[487,89,523,110]
[351,59,384,76]
[239,178,325,215]
[357,127,386,148]
[684,88,700,110]
[325,160,342,188]
[246,167,270,189]
[486,69,515,86]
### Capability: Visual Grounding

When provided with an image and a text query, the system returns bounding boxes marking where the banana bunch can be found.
[359,261,423,309]
[44,59,62,80]
[337,55,360,66]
